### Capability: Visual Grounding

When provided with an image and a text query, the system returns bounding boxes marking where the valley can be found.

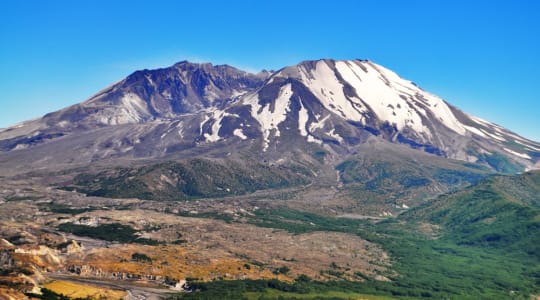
[0,175,390,299]
[1,168,539,299]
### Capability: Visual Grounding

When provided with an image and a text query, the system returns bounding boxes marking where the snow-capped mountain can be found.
[1,59,539,172]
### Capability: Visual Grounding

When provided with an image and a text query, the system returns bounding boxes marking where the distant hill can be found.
[404,170,540,257]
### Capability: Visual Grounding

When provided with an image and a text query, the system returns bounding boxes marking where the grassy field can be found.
[43,280,126,299]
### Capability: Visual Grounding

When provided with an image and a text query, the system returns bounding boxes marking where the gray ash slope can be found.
[1,59,539,173]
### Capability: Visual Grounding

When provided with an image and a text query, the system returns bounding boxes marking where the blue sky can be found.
[1,0,539,141]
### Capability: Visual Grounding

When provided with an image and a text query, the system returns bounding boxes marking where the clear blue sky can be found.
[1,0,539,141]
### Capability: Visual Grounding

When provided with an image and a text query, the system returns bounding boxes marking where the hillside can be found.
[404,170,540,257]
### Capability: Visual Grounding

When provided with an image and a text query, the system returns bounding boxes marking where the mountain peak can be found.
[173,60,213,68]
[173,60,218,70]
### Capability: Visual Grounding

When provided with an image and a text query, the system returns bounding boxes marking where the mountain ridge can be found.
[0,58,539,172]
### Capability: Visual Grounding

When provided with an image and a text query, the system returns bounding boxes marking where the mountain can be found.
[1,59,538,175]
[2,59,540,299]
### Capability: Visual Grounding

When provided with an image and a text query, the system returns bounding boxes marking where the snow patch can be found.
[200,115,210,135]
[296,99,326,145]
[309,115,330,132]
[371,62,466,135]
[464,125,487,138]
[327,128,344,143]
[503,147,532,159]
[334,61,433,137]
[300,61,365,122]
[298,98,309,136]
[233,128,247,140]
[480,129,506,142]
[470,116,493,127]
[307,134,322,145]
[203,109,239,142]
[508,132,530,143]
[246,84,293,151]
[515,140,540,152]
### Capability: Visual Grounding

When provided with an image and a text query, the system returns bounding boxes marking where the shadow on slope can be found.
[62,158,311,201]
